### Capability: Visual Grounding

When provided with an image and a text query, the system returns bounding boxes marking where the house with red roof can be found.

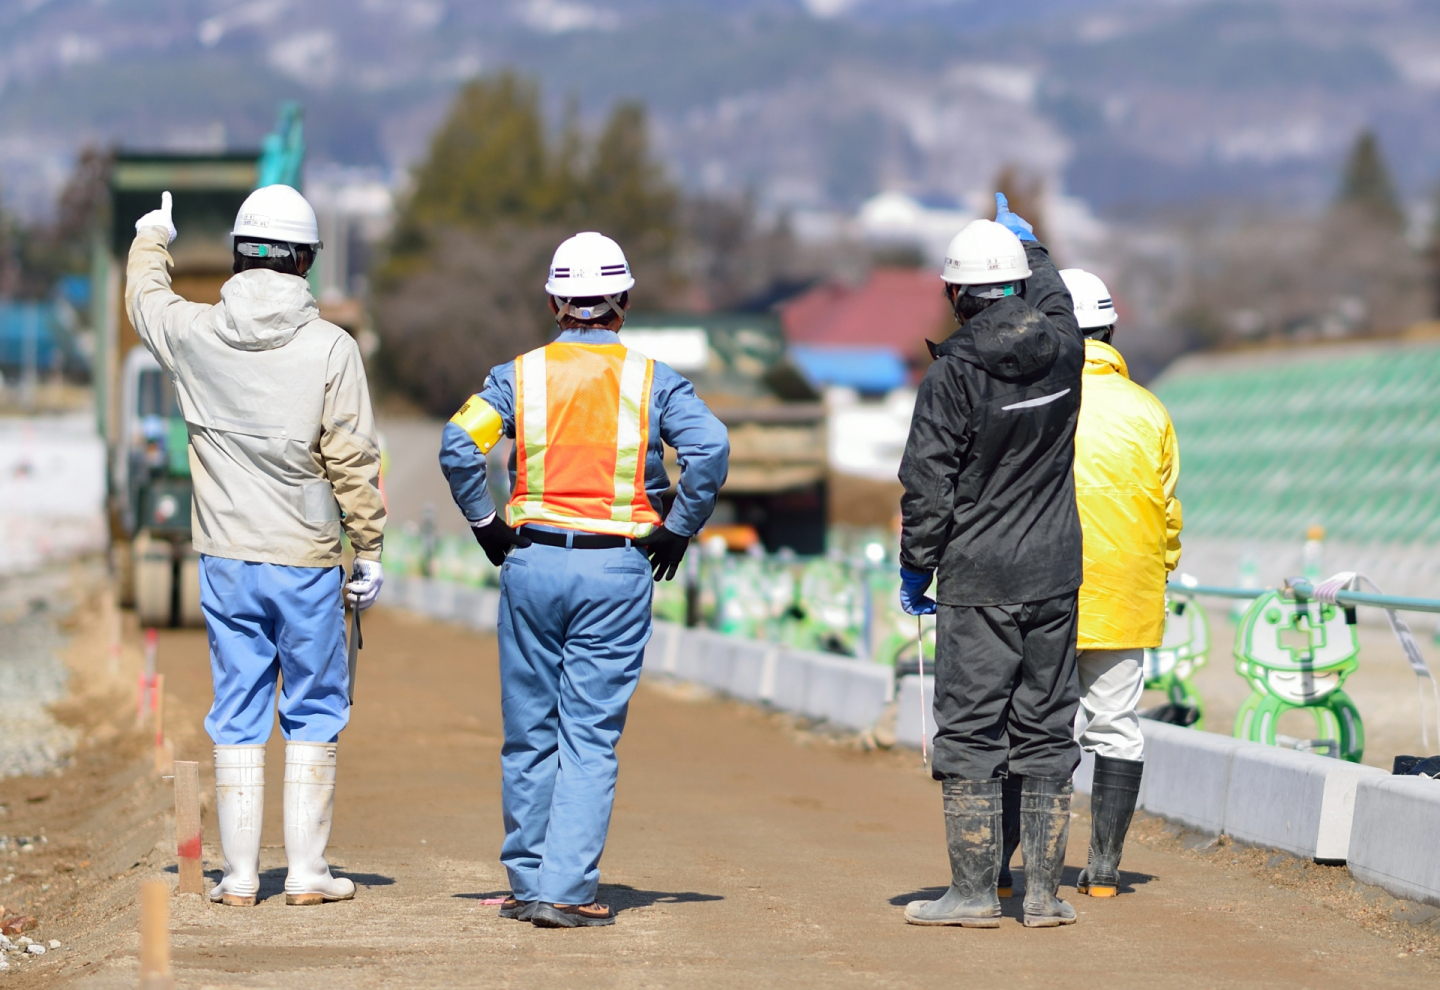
[779,267,952,394]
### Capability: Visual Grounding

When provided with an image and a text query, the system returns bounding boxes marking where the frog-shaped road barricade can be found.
[1233,588,1363,762]
[1143,596,1211,728]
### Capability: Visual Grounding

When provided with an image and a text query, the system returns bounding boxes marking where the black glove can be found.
[472,516,531,566]
[634,525,690,582]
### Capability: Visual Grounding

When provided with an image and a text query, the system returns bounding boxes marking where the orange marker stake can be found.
[138,628,159,726]
[154,673,165,748]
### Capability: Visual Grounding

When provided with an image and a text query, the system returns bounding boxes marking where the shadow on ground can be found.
[889,867,1157,910]
[452,884,723,915]
[197,867,396,902]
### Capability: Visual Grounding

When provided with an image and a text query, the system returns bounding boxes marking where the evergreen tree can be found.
[580,101,678,303]
[1335,130,1404,229]
[375,73,681,414]
[401,73,554,232]
[583,103,676,249]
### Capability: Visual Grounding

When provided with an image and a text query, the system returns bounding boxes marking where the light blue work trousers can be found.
[200,555,350,746]
[497,540,653,905]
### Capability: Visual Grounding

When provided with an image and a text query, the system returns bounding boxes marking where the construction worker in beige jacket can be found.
[127,186,384,908]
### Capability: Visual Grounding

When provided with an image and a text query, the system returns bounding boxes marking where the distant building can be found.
[856,190,973,266]
[779,266,950,392]
[776,264,954,515]
[620,313,829,555]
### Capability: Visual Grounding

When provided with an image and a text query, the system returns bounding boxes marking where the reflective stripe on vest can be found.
[507,342,661,537]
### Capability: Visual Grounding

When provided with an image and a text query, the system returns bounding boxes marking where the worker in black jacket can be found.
[900,194,1084,930]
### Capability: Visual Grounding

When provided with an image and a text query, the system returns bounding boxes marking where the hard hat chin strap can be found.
[554,294,626,325]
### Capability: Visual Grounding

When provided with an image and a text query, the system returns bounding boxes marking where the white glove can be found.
[346,559,383,611]
[135,190,177,244]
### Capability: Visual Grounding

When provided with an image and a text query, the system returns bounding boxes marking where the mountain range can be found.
[2,0,1439,226]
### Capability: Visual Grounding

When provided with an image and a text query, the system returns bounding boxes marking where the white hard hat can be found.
[232,184,320,245]
[545,231,635,298]
[1059,268,1117,329]
[941,219,1031,286]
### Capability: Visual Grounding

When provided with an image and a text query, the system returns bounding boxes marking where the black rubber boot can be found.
[1077,755,1143,897]
[904,778,1003,927]
[997,773,1021,898]
[1020,777,1076,928]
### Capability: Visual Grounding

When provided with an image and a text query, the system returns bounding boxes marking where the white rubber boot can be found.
[283,742,356,905]
[211,745,265,907]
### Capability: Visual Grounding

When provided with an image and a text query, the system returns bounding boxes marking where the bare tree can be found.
[372,225,563,417]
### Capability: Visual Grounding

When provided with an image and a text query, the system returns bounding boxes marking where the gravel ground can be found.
[0,569,84,779]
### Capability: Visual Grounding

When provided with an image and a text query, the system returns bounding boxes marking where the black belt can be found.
[521,528,635,549]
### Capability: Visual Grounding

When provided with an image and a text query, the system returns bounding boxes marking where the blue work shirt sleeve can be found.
[653,363,729,537]
[438,363,516,524]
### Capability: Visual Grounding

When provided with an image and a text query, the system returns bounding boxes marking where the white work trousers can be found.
[1075,648,1145,761]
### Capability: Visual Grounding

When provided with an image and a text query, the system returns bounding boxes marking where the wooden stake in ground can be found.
[139,881,173,990]
[173,761,203,895]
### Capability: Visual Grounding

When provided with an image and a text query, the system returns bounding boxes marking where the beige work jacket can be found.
[126,228,384,567]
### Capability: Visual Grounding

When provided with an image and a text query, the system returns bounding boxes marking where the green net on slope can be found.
[1153,343,1440,544]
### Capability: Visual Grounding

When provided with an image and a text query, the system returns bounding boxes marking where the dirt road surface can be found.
[6,600,1440,989]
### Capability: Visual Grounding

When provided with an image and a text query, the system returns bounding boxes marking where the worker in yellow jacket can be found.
[996,268,1181,902]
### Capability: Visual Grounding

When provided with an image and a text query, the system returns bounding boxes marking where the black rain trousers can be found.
[931,592,1082,782]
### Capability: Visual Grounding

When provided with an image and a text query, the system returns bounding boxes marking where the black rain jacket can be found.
[898,242,1085,606]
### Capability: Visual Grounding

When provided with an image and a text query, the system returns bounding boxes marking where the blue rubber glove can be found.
[994,192,1036,242]
[899,567,938,616]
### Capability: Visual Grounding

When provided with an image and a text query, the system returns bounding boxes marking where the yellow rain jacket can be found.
[1074,339,1182,649]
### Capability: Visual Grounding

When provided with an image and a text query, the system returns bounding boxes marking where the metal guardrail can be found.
[1167,577,1440,615]
[1166,582,1262,601]
[1287,578,1440,616]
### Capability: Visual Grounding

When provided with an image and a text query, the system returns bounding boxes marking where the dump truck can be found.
[620,313,828,555]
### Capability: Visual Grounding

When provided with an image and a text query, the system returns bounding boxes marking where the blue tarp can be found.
[0,301,65,370]
[56,274,91,310]
[788,345,908,394]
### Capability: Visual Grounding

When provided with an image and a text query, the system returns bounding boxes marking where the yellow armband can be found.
[450,396,504,454]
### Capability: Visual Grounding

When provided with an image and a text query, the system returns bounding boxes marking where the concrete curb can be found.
[1348,775,1440,907]
[1224,746,1384,862]
[386,576,500,632]
[894,675,934,752]
[1135,718,1393,865]
[1134,716,1393,863]
[1139,718,1242,834]
[643,622,892,733]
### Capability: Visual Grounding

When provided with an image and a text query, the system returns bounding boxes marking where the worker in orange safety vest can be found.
[439,232,729,928]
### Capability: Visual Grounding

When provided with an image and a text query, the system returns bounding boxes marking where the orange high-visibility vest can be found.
[507,342,662,537]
